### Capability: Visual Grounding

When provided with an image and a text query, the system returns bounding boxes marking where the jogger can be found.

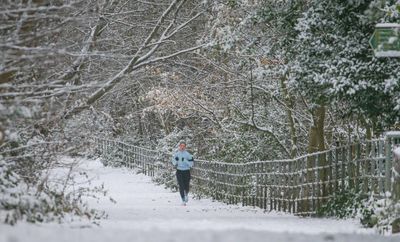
[171,140,194,205]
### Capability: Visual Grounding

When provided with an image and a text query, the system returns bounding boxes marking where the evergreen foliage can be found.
[290,0,400,129]
[316,189,366,219]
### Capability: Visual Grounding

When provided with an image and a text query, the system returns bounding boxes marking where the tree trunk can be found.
[280,75,298,158]
[302,126,318,214]
[315,105,327,208]
[301,105,326,214]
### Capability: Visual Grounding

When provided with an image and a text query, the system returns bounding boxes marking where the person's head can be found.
[178,140,186,151]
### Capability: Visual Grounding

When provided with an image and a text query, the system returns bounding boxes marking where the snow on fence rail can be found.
[92,133,400,216]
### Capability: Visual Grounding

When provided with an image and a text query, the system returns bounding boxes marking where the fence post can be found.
[298,158,306,214]
[348,144,354,191]
[334,147,339,194]
[327,150,333,198]
[393,147,400,202]
[363,141,370,195]
[385,135,393,195]
[386,132,400,201]
[355,143,361,193]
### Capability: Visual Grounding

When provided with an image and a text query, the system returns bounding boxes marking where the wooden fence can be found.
[92,132,400,215]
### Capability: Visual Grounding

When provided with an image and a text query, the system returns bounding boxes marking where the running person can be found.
[171,140,194,205]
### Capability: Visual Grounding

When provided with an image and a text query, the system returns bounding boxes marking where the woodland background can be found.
[0,0,399,225]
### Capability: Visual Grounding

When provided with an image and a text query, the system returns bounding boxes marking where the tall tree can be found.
[291,0,400,138]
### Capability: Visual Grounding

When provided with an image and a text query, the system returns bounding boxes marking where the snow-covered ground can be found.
[0,158,399,242]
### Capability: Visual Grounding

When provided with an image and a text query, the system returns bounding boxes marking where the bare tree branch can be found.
[63,0,205,119]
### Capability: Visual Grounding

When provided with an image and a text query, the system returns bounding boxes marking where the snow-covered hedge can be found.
[0,151,105,225]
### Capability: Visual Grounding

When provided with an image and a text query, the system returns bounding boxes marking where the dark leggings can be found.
[176,170,191,199]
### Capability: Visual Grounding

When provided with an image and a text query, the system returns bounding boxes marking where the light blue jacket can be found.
[171,150,194,170]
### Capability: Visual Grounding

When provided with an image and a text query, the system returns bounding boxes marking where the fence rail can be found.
[92,132,400,216]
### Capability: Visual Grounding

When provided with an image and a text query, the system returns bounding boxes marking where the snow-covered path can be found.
[1,158,398,242]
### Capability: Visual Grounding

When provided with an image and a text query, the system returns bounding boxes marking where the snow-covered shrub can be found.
[99,145,125,168]
[358,196,400,234]
[0,141,107,225]
[316,187,400,234]
[0,157,105,225]
[316,189,366,219]
[152,152,177,192]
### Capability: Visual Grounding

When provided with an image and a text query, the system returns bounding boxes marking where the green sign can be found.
[369,23,400,57]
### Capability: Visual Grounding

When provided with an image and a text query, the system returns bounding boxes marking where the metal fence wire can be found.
[92,132,400,216]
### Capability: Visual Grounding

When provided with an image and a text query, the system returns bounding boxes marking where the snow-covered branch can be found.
[63,0,205,118]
